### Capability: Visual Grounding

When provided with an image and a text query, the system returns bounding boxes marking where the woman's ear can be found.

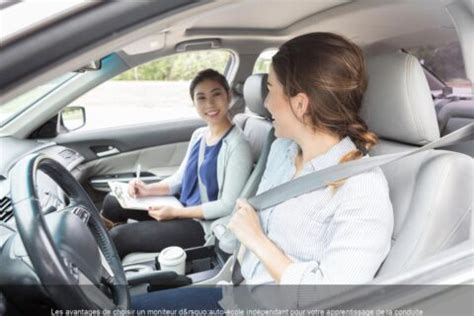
[291,92,310,119]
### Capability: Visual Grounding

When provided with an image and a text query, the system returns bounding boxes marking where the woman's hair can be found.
[189,68,230,100]
[272,32,377,164]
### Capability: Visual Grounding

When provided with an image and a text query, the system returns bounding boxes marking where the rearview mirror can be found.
[74,60,102,72]
[60,106,86,131]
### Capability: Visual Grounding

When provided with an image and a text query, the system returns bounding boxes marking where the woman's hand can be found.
[148,205,178,221]
[228,199,293,283]
[128,179,149,198]
[227,199,266,252]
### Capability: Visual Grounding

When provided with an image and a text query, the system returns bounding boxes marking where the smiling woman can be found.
[100,69,254,259]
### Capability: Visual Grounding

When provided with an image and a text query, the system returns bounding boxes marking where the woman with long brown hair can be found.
[132,32,394,309]
[229,32,394,284]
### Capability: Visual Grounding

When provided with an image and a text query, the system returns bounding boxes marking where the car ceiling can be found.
[0,0,468,108]
[186,0,349,30]
[120,0,460,67]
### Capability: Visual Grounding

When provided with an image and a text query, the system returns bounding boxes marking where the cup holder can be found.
[125,245,224,287]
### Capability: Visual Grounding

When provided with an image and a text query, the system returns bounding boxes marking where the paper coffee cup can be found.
[158,246,187,275]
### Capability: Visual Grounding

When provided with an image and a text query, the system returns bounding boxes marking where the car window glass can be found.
[252,49,278,74]
[406,41,472,94]
[0,72,77,127]
[67,50,233,131]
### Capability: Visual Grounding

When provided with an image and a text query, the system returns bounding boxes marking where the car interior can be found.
[0,0,472,314]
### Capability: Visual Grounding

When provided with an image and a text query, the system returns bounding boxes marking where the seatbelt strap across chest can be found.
[231,123,473,285]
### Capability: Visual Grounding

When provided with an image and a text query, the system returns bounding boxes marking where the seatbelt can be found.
[230,123,474,285]
[238,126,276,199]
[198,136,210,203]
[212,126,275,255]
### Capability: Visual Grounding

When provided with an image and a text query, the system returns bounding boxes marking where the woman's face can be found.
[193,79,230,126]
[264,66,300,139]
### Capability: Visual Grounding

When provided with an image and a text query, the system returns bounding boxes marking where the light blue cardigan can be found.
[162,126,253,238]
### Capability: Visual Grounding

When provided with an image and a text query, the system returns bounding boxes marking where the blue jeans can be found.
[131,287,223,311]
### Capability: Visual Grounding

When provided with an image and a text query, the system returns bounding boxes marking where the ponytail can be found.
[329,126,378,190]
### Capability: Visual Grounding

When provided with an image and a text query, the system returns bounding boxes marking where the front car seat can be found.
[361,51,473,277]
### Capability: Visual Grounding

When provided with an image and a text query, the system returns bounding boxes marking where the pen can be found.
[136,163,141,182]
[133,164,141,199]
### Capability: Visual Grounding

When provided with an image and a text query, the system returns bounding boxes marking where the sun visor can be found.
[122,31,167,55]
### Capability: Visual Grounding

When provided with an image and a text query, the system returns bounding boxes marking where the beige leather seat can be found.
[361,51,473,276]
[232,73,273,198]
[233,73,273,163]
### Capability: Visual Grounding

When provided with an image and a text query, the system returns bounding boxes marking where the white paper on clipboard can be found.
[107,181,182,210]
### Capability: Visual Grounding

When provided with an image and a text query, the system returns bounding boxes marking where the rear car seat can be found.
[436,99,474,156]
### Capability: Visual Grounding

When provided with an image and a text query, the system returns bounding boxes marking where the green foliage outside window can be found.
[252,49,277,74]
[114,50,231,81]
[253,58,272,74]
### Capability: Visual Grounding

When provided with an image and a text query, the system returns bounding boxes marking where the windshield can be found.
[0,72,77,127]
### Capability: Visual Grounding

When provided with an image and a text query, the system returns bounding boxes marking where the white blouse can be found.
[240,137,394,285]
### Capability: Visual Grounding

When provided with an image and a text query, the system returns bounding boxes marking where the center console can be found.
[124,245,230,293]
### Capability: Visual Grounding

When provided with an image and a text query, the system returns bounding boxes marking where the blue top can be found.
[179,140,201,207]
[199,142,221,202]
[179,127,234,207]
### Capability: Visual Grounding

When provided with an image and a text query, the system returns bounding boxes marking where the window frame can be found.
[252,48,278,74]
[404,41,470,88]
[64,48,239,133]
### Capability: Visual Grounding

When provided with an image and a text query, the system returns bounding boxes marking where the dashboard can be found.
[0,136,85,242]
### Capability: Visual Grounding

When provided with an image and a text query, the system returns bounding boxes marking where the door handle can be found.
[92,145,121,157]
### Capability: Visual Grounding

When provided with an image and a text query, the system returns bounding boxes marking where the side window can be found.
[68,50,233,131]
[406,41,472,94]
[252,49,278,74]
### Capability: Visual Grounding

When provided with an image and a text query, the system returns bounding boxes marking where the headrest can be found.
[361,51,440,145]
[243,73,272,119]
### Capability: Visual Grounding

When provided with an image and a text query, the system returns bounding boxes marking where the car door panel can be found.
[54,118,204,206]
[54,119,203,161]
[83,141,188,192]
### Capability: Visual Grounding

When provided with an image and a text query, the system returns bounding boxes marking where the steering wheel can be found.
[10,153,130,310]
